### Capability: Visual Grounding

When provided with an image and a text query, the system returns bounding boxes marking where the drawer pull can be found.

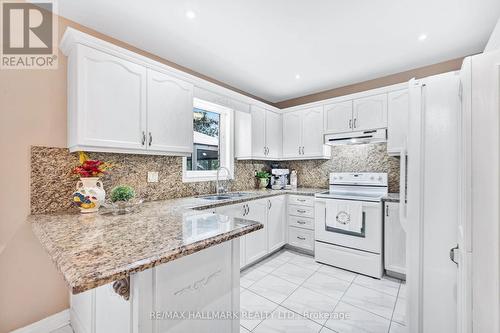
[296,236,306,240]
[297,221,306,224]
[297,209,307,213]
[297,198,306,202]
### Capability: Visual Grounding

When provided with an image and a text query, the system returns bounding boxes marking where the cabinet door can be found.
[301,106,324,157]
[265,110,283,159]
[324,100,353,134]
[267,196,286,252]
[353,93,388,131]
[384,202,406,275]
[282,111,302,158]
[147,69,193,154]
[76,45,147,150]
[387,90,409,155]
[251,105,267,158]
[216,204,246,268]
[234,111,252,159]
[244,200,268,265]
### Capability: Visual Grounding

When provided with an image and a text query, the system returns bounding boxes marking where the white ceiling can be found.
[58,0,500,103]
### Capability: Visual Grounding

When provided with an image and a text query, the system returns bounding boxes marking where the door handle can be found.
[449,244,459,265]
[141,131,146,146]
[349,119,352,129]
[353,118,357,128]
[297,221,306,225]
[386,205,389,217]
[148,132,152,146]
[297,209,307,213]
[297,198,306,202]
[296,236,306,240]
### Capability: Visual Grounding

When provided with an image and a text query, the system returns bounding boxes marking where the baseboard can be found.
[10,309,70,333]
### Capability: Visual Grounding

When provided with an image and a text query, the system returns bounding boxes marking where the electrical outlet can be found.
[147,171,159,183]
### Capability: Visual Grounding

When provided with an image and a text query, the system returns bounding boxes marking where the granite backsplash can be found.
[30,143,399,214]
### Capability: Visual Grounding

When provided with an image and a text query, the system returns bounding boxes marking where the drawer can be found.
[288,227,314,251]
[288,215,314,230]
[288,204,314,218]
[288,195,314,207]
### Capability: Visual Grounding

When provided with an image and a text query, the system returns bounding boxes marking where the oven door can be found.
[315,198,382,254]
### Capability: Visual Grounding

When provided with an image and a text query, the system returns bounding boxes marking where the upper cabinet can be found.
[65,43,194,156]
[324,93,388,134]
[283,107,331,159]
[353,94,388,131]
[147,69,193,153]
[265,109,283,159]
[324,100,353,134]
[250,105,268,158]
[387,89,409,155]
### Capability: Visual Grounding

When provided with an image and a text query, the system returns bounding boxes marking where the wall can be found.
[30,147,266,214]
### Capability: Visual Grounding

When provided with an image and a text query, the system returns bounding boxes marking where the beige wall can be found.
[0,10,470,332]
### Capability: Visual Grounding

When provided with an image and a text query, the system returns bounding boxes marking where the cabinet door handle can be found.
[141,131,146,146]
[246,205,250,215]
[297,236,306,240]
[148,132,152,146]
[353,118,357,128]
[267,147,270,155]
[268,200,272,210]
[349,119,352,129]
[298,146,301,154]
[297,221,306,225]
[386,205,389,217]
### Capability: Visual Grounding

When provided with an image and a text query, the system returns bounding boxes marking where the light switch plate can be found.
[147,171,159,183]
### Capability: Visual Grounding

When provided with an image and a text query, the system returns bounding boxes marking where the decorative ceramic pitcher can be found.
[72,177,106,213]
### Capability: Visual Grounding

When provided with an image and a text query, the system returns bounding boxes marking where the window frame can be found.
[182,98,234,183]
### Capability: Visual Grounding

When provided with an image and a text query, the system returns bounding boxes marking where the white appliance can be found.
[271,168,289,190]
[314,172,388,278]
[324,128,387,146]
[405,72,463,333]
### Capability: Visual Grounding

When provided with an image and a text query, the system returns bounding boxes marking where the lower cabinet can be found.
[287,195,315,252]
[384,202,406,277]
[215,196,285,269]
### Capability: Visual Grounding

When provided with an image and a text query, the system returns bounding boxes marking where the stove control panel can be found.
[330,172,388,186]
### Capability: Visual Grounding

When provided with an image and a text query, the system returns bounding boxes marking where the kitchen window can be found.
[182,98,234,182]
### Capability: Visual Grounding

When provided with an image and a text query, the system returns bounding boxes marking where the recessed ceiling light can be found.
[418,34,427,41]
[186,10,196,19]
[295,74,301,79]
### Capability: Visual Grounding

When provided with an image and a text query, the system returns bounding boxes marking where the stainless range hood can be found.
[324,128,387,146]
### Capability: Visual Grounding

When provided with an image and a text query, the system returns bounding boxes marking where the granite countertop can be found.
[30,188,324,294]
[382,193,400,202]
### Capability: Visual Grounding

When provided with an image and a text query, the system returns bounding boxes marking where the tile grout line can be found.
[319,275,356,333]
[387,282,403,333]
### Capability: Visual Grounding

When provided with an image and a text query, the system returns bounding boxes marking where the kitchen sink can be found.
[198,192,251,201]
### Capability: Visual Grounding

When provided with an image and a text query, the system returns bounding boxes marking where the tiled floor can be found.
[53,249,407,333]
[241,249,407,333]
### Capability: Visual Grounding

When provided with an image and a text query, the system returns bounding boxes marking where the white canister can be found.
[290,170,297,189]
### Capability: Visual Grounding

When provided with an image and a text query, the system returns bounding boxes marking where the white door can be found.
[353,93,387,131]
[282,110,302,158]
[267,196,285,252]
[147,69,193,154]
[265,110,283,159]
[215,204,247,269]
[384,202,406,275]
[407,74,460,333]
[301,106,324,157]
[387,90,409,155]
[234,111,252,159]
[77,45,147,150]
[324,100,353,134]
[244,200,268,264]
[251,105,267,158]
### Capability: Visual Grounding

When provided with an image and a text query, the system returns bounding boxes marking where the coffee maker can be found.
[271,169,290,190]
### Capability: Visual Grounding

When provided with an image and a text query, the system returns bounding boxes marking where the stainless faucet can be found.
[216,166,231,194]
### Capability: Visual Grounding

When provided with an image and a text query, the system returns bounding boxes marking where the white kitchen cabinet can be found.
[147,69,193,153]
[267,196,286,252]
[353,93,388,131]
[65,43,194,156]
[251,106,268,158]
[68,44,147,152]
[324,100,353,134]
[384,202,406,277]
[234,111,253,159]
[282,107,330,159]
[282,111,303,158]
[387,89,409,155]
[265,110,283,159]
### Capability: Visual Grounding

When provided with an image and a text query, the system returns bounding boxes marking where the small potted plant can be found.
[109,185,142,215]
[72,152,112,213]
[255,171,270,189]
